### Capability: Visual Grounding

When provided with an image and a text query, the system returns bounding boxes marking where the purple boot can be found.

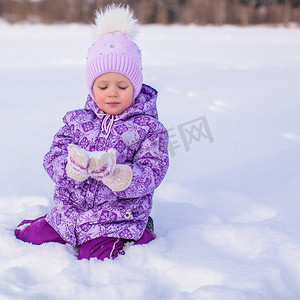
[15,215,66,245]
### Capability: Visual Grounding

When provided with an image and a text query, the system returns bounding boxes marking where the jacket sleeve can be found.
[43,112,80,189]
[113,122,169,199]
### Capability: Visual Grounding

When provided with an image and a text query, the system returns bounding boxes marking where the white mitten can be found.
[102,149,133,192]
[66,144,89,182]
[88,149,116,181]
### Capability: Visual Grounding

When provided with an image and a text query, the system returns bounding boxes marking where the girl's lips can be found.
[106,102,120,106]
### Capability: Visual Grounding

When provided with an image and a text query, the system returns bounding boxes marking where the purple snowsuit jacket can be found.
[43,84,169,247]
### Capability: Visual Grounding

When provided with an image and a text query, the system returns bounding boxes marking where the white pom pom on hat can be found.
[86,4,143,101]
[93,4,138,40]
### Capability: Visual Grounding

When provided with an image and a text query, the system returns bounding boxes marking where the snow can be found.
[1,21,300,299]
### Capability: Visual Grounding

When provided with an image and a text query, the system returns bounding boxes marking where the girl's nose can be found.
[108,87,118,97]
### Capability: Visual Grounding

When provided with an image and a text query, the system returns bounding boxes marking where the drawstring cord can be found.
[93,105,119,139]
[101,114,119,139]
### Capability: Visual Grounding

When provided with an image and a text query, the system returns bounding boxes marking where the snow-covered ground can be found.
[0,21,300,299]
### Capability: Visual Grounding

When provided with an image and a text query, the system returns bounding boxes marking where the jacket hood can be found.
[84,84,158,121]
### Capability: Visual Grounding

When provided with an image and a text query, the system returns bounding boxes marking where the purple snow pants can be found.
[15,215,155,260]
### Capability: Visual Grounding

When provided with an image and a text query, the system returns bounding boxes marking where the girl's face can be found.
[92,72,134,115]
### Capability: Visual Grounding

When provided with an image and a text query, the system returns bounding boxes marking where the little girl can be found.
[15,5,169,260]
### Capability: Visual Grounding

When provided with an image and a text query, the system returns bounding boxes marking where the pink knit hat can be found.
[86,5,143,100]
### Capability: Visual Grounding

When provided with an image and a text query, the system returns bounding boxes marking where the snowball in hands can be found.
[88,148,116,180]
[66,144,132,191]
[89,148,133,192]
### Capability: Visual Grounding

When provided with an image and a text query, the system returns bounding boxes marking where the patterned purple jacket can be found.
[44,84,169,246]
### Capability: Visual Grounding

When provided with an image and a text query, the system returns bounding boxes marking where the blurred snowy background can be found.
[0,21,300,299]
